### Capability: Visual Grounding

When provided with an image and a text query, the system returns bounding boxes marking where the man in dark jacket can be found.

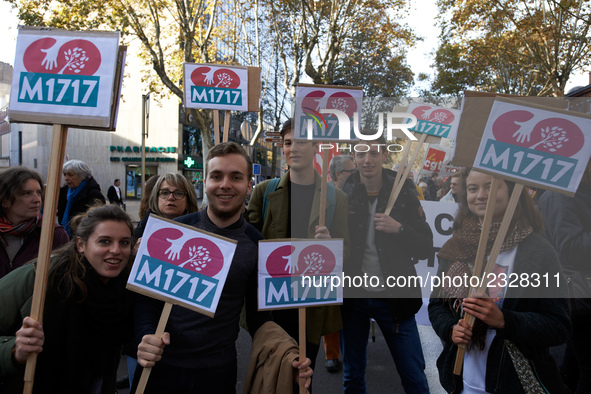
[538,159,591,393]
[133,143,311,393]
[341,136,433,393]
[107,179,124,208]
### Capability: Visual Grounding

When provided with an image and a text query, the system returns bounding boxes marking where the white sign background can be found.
[416,201,458,325]
[127,215,237,317]
[258,239,344,310]
[183,63,249,111]
[407,102,461,140]
[473,99,591,195]
[9,27,119,126]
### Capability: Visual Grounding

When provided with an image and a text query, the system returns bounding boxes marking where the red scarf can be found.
[0,213,41,237]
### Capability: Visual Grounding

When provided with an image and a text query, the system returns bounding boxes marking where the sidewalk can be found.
[123,199,141,223]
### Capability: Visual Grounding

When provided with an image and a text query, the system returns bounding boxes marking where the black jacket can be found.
[428,233,570,394]
[107,185,123,205]
[342,168,433,321]
[57,176,106,228]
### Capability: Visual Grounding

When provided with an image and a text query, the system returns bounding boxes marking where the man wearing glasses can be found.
[329,155,356,190]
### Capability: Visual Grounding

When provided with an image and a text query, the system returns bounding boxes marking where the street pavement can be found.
[118,199,447,393]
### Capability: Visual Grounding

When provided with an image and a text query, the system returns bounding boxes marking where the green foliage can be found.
[432,0,591,97]
[265,0,417,95]
[334,9,415,97]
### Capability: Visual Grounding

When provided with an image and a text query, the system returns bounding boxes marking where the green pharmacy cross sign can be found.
[184,157,196,168]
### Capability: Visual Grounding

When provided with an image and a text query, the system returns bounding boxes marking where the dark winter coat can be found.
[57,176,106,231]
[428,233,570,394]
[342,168,433,322]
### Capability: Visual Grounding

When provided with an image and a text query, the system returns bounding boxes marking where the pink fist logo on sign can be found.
[411,105,455,125]
[147,228,224,277]
[492,110,584,157]
[296,245,336,276]
[266,245,296,278]
[191,67,241,88]
[23,38,101,75]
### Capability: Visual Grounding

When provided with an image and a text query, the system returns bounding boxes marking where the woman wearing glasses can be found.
[134,173,200,239]
[123,173,199,386]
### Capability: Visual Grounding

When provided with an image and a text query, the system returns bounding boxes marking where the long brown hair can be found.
[49,204,135,300]
[453,168,544,233]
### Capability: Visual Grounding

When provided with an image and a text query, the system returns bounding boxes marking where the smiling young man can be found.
[341,135,433,393]
[245,119,349,380]
[133,142,311,393]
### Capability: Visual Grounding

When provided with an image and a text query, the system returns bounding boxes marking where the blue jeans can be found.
[341,298,429,394]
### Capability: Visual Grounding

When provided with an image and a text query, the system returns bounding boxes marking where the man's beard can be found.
[206,194,244,222]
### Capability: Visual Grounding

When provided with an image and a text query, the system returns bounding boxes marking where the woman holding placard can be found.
[0,204,135,393]
[428,168,570,393]
[0,167,69,279]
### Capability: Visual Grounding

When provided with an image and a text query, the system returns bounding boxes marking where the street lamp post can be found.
[141,93,150,197]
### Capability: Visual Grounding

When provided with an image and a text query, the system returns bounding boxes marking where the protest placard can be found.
[406,102,461,140]
[258,239,344,310]
[421,145,448,174]
[383,101,459,215]
[293,83,363,141]
[127,215,237,393]
[127,215,237,316]
[9,26,125,393]
[452,91,567,167]
[9,26,122,130]
[183,63,261,145]
[473,97,591,196]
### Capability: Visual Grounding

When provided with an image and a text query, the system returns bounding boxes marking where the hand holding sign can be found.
[128,215,237,393]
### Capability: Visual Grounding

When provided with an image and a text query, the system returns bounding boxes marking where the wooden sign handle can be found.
[223,110,230,143]
[453,179,523,376]
[135,302,173,394]
[319,149,329,228]
[476,183,524,293]
[298,307,307,394]
[391,135,413,196]
[23,124,68,394]
[213,110,220,145]
[384,133,428,216]
[471,178,499,283]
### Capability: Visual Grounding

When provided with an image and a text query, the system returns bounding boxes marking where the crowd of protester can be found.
[0,133,589,394]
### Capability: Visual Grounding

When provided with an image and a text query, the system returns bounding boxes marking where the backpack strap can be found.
[261,177,336,230]
[262,178,281,223]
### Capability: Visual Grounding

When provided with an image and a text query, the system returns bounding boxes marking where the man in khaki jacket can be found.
[245,119,349,380]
